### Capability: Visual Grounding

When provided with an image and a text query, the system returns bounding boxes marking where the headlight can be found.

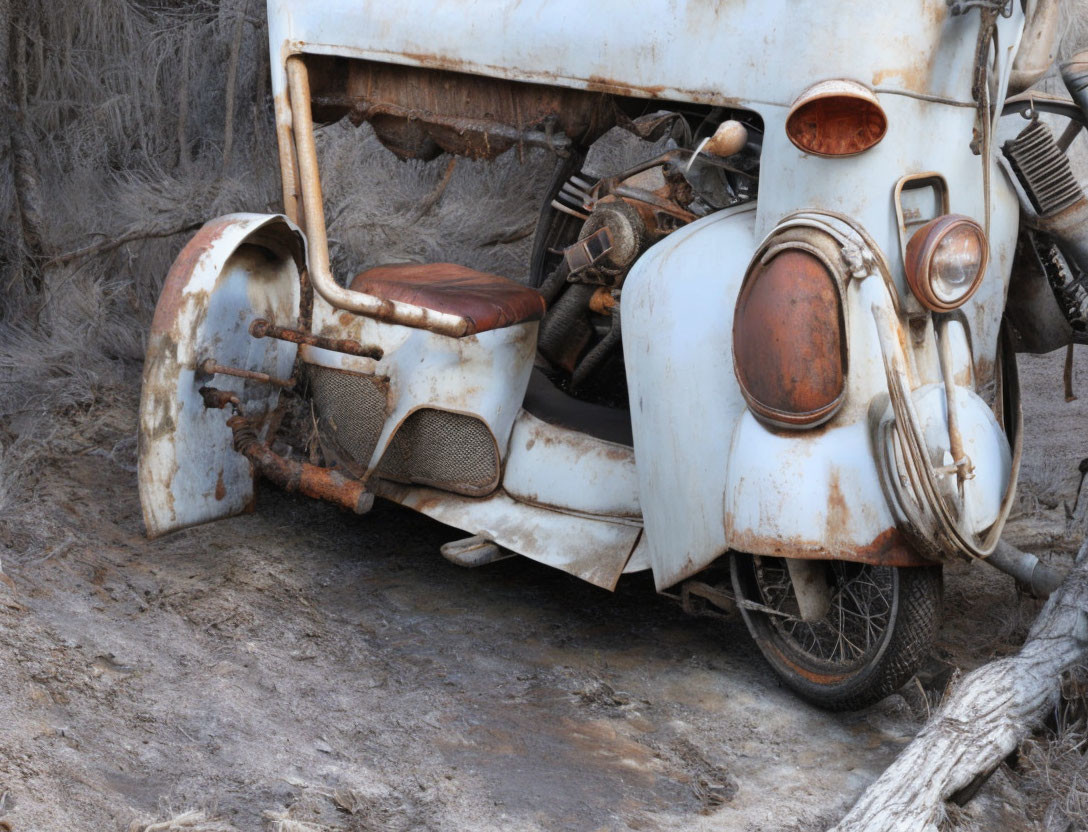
[904,214,988,312]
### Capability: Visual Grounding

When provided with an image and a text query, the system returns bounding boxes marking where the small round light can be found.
[786,79,887,157]
[904,214,988,312]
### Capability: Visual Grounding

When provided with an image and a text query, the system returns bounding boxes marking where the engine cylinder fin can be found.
[1004,119,1085,216]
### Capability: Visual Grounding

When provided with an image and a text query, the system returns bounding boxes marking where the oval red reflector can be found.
[733,250,846,428]
[786,80,887,157]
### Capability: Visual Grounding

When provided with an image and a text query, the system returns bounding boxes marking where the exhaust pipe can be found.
[985,541,1066,599]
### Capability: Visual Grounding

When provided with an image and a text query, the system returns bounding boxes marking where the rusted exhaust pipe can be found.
[985,540,1066,599]
[226,415,373,514]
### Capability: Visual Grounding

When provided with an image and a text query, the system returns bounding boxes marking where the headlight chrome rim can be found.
[904,214,988,313]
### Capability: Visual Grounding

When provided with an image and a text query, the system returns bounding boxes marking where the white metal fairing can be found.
[299,313,538,473]
[266,0,1016,111]
[622,204,756,590]
[378,482,641,591]
[502,410,640,518]
[138,214,304,537]
[624,200,1016,588]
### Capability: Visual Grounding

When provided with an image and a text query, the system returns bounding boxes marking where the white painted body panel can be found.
[503,410,640,518]
[625,197,1018,588]
[267,0,1001,109]
[622,206,755,587]
[301,311,537,472]
[138,214,304,537]
[380,483,640,590]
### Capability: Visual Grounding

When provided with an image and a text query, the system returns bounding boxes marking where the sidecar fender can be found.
[138,214,304,538]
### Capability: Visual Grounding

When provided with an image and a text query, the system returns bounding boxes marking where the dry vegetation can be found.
[0,2,1087,830]
[0,0,553,476]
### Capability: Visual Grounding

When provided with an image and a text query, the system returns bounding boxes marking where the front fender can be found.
[622,204,756,590]
[623,208,935,591]
[138,213,305,537]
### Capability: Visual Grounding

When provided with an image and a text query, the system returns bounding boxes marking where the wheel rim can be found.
[750,556,896,672]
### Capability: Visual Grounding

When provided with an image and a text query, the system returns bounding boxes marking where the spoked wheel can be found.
[730,554,942,711]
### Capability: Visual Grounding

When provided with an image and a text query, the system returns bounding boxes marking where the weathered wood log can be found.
[829,537,1088,832]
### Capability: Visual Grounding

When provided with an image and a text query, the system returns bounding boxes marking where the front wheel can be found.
[730,555,942,711]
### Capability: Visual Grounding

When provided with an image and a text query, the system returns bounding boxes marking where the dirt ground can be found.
[0,346,1084,832]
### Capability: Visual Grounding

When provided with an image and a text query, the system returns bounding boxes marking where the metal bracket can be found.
[947,0,1013,18]
[680,580,736,619]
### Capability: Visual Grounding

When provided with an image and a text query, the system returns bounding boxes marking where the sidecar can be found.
[138,0,1088,708]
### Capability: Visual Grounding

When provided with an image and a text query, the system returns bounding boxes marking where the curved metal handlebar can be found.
[285,57,472,338]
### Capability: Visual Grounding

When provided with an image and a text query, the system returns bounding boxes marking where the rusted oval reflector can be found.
[733,250,846,428]
[786,79,887,157]
[904,214,988,312]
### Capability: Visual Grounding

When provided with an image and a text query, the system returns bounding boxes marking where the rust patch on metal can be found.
[733,249,846,427]
[729,526,935,568]
[825,470,849,541]
[227,415,371,514]
[199,357,296,389]
[198,386,241,411]
[150,218,232,335]
[305,55,618,160]
[588,287,618,316]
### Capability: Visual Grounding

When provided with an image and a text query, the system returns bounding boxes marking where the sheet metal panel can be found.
[268,0,1013,110]
[138,214,303,537]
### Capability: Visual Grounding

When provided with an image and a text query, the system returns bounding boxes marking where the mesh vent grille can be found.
[377,408,499,497]
[1004,119,1084,216]
[308,365,388,468]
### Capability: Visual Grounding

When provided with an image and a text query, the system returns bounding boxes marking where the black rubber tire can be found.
[730,555,943,711]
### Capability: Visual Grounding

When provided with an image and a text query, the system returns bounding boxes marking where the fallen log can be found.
[829,537,1088,832]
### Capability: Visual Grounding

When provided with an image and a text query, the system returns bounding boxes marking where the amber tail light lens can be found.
[904,214,988,312]
[786,80,887,157]
[733,250,847,428]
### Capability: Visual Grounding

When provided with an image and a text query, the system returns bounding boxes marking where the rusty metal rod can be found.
[227,415,373,515]
[936,319,974,488]
[285,56,472,338]
[199,357,296,388]
[249,318,383,360]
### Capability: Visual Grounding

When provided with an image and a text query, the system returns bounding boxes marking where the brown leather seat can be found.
[349,263,545,335]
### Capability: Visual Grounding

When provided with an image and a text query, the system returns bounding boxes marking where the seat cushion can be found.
[349,263,545,335]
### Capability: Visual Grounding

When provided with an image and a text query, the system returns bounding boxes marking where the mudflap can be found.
[138,214,304,538]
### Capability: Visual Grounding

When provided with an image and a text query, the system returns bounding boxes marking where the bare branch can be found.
[830,538,1088,832]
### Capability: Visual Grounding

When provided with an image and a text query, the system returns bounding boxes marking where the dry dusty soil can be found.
[0,347,1085,832]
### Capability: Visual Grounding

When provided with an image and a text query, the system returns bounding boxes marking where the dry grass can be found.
[1010,666,1088,831]
[0,0,549,470]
